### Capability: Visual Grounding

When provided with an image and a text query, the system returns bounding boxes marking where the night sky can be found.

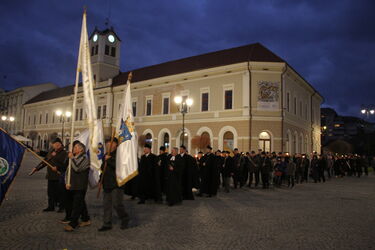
[0,0,374,118]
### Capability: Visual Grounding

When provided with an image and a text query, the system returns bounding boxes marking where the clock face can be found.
[108,34,115,43]
[93,34,98,42]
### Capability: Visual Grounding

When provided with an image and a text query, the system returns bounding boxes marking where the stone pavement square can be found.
[0,152,374,250]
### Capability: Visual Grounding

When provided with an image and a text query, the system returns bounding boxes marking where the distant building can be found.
[22,28,323,154]
[0,83,58,135]
[321,107,375,152]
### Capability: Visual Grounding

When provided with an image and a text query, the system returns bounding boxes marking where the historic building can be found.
[23,28,323,154]
[0,83,57,135]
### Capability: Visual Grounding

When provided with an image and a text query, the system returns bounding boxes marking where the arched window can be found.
[299,134,303,154]
[179,131,189,148]
[163,133,170,150]
[258,131,271,153]
[286,131,291,153]
[223,131,234,152]
[292,133,297,155]
[145,133,153,147]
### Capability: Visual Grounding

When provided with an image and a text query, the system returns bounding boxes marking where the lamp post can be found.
[174,96,193,147]
[360,106,375,119]
[1,115,15,133]
[55,110,71,144]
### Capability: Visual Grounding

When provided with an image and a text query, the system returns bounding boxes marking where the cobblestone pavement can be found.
[0,152,374,250]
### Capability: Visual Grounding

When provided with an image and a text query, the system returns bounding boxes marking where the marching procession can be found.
[29,136,375,233]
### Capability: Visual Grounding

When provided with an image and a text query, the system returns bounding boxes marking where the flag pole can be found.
[96,72,133,198]
[0,127,59,174]
[66,9,85,187]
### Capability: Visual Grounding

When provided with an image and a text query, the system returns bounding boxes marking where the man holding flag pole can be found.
[98,72,136,232]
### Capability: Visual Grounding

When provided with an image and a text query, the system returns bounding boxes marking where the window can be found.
[145,133,152,147]
[286,92,290,112]
[79,108,83,120]
[132,102,137,117]
[259,132,271,153]
[91,46,94,56]
[95,45,98,55]
[163,97,169,115]
[111,47,116,57]
[145,96,152,116]
[39,114,42,124]
[105,45,109,55]
[224,90,233,110]
[299,101,303,117]
[305,103,308,120]
[45,113,48,124]
[97,106,102,119]
[102,105,107,118]
[294,97,297,115]
[163,133,170,150]
[52,113,55,123]
[201,92,209,112]
[28,116,30,125]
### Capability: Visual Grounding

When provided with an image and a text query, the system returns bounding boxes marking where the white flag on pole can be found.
[75,121,105,188]
[116,79,138,186]
[76,10,102,186]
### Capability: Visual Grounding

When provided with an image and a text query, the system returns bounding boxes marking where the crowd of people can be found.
[31,138,375,233]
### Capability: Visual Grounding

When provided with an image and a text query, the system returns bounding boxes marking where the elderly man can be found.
[63,141,91,232]
[31,138,68,212]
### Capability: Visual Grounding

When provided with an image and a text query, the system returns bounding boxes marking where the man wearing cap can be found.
[63,141,91,232]
[31,138,68,212]
[232,148,242,189]
[222,151,234,192]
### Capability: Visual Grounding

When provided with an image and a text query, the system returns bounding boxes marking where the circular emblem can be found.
[0,157,9,176]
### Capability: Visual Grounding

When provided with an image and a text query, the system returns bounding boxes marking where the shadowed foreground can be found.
[0,152,374,250]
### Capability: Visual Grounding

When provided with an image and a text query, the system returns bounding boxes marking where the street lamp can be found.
[174,96,193,147]
[0,115,15,133]
[360,106,375,118]
[55,110,71,143]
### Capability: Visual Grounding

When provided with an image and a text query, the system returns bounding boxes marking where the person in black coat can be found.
[222,151,234,192]
[179,145,195,200]
[232,148,242,188]
[63,142,90,232]
[165,147,183,206]
[259,152,272,189]
[158,146,169,195]
[31,137,68,212]
[247,151,258,188]
[98,138,129,232]
[198,146,218,197]
[138,144,160,204]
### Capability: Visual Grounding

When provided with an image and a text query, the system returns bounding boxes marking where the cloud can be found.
[0,0,374,118]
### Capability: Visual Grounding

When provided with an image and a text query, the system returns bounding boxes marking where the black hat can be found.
[159,146,166,151]
[207,145,212,150]
[180,145,186,150]
[144,144,152,149]
[53,137,63,144]
[233,148,239,151]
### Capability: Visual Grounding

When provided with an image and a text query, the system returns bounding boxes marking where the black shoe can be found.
[196,193,203,197]
[137,200,145,204]
[57,208,64,213]
[43,207,54,212]
[98,226,112,232]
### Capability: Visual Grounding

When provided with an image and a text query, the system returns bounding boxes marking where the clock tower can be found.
[89,27,121,84]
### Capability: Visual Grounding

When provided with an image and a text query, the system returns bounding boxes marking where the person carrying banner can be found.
[63,141,91,232]
[98,138,130,232]
[31,138,68,212]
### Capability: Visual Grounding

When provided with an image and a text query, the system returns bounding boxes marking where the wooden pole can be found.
[0,127,59,174]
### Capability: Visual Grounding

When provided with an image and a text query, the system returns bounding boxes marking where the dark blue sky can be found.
[0,0,374,118]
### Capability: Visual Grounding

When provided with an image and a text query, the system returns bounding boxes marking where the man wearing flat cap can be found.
[32,137,68,212]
